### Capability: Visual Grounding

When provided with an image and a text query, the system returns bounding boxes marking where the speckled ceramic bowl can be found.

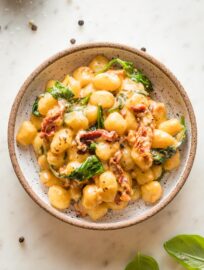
[8,43,197,230]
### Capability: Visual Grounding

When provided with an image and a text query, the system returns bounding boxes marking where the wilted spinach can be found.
[98,58,153,91]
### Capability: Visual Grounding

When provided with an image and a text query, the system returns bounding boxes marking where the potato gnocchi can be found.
[16,56,186,220]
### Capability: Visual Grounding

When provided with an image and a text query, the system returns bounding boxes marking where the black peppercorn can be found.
[141,47,146,52]
[70,38,76,44]
[19,236,25,243]
[78,20,84,26]
[28,21,38,31]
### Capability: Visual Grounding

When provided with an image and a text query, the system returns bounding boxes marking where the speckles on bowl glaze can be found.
[8,43,197,230]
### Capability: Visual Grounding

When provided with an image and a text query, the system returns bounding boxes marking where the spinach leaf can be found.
[130,70,153,92]
[88,106,104,130]
[71,94,91,106]
[164,235,204,270]
[97,105,104,129]
[98,58,153,91]
[125,253,159,270]
[47,81,74,100]
[68,155,104,181]
[151,146,177,165]
[176,116,187,146]
[108,93,126,113]
[88,125,97,131]
[65,95,91,113]
[88,142,97,152]
[98,58,134,75]
[78,94,91,106]
[32,97,41,117]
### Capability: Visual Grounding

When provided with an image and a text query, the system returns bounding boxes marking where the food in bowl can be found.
[16,55,186,221]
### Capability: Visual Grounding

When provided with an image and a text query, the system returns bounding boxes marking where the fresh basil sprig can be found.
[164,234,204,270]
[47,81,74,100]
[98,58,153,91]
[125,253,159,270]
[32,97,41,117]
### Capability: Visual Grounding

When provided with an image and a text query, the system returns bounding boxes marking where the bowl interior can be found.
[11,45,194,229]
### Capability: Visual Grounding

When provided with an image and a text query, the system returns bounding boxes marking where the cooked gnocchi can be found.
[16,56,186,220]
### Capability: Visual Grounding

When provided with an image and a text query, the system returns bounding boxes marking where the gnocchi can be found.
[40,170,62,187]
[73,66,93,87]
[62,75,81,98]
[64,111,89,131]
[141,181,162,204]
[98,171,118,202]
[48,185,71,209]
[89,55,109,73]
[90,90,115,109]
[163,151,180,171]
[16,121,37,146]
[50,128,73,154]
[38,93,58,116]
[104,112,127,135]
[158,119,183,136]
[93,72,121,91]
[152,129,177,148]
[16,55,186,220]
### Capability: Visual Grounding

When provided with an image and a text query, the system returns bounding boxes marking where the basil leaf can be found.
[151,146,177,165]
[47,81,74,100]
[68,155,104,181]
[32,97,41,117]
[164,235,204,270]
[125,253,159,270]
[98,58,153,91]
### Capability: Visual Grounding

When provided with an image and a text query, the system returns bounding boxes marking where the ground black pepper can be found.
[141,47,146,52]
[78,20,84,26]
[70,38,76,44]
[19,236,25,243]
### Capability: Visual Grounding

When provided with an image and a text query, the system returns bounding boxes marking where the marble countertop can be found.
[0,0,203,269]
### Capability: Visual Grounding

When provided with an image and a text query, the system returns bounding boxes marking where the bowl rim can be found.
[8,42,197,230]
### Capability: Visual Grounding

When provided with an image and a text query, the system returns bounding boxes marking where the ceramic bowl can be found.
[8,43,197,230]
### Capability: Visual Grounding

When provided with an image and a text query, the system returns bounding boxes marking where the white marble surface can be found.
[0,0,203,269]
